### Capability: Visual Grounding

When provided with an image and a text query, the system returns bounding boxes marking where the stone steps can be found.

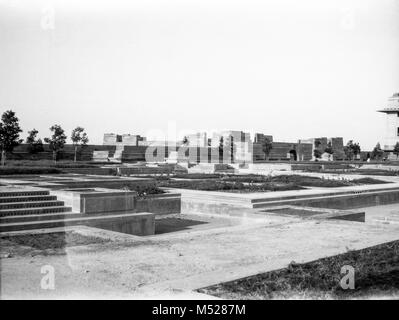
[0,206,72,217]
[0,212,84,223]
[0,200,65,210]
[0,190,49,197]
[0,195,57,203]
[0,189,72,219]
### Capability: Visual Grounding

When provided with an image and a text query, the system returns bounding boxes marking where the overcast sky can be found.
[1,0,398,149]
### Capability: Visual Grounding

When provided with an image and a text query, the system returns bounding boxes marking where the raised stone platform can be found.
[0,173,181,234]
[0,185,156,235]
[172,182,399,220]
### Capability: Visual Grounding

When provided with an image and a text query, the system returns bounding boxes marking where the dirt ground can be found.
[1,204,399,299]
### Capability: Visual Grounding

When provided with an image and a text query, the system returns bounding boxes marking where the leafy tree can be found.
[44,125,67,163]
[371,142,384,160]
[71,126,89,162]
[218,136,224,162]
[182,136,189,146]
[344,140,361,160]
[344,141,353,160]
[324,141,334,155]
[262,137,273,160]
[323,141,334,161]
[352,142,361,158]
[0,110,22,166]
[313,139,322,160]
[26,129,44,153]
[230,137,234,163]
[393,142,399,159]
[313,149,322,160]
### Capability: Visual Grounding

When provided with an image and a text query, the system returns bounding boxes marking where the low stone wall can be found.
[292,189,399,210]
[136,193,181,215]
[181,200,254,216]
[51,188,181,215]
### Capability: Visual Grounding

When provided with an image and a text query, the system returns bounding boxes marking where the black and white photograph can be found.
[1,0,399,304]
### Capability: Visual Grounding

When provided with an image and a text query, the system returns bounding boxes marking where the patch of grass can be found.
[5,160,101,168]
[158,179,304,192]
[221,174,270,183]
[1,231,109,251]
[165,174,387,190]
[0,167,62,175]
[270,175,388,187]
[199,241,399,299]
[352,177,389,184]
[355,170,399,176]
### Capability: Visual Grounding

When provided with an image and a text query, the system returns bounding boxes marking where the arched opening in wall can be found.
[289,150,297,161]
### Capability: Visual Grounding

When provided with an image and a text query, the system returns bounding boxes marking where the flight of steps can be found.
[0,189,74,232]
[0,188,155,236]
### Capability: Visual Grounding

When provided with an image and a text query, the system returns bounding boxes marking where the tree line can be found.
[0,110,89,165]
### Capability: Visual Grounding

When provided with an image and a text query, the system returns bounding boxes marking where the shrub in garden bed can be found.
[123,184,166,197]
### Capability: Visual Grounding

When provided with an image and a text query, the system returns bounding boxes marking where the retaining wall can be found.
[136,193,181,215]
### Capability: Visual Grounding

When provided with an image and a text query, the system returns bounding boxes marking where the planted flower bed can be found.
[155,174,388,192]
